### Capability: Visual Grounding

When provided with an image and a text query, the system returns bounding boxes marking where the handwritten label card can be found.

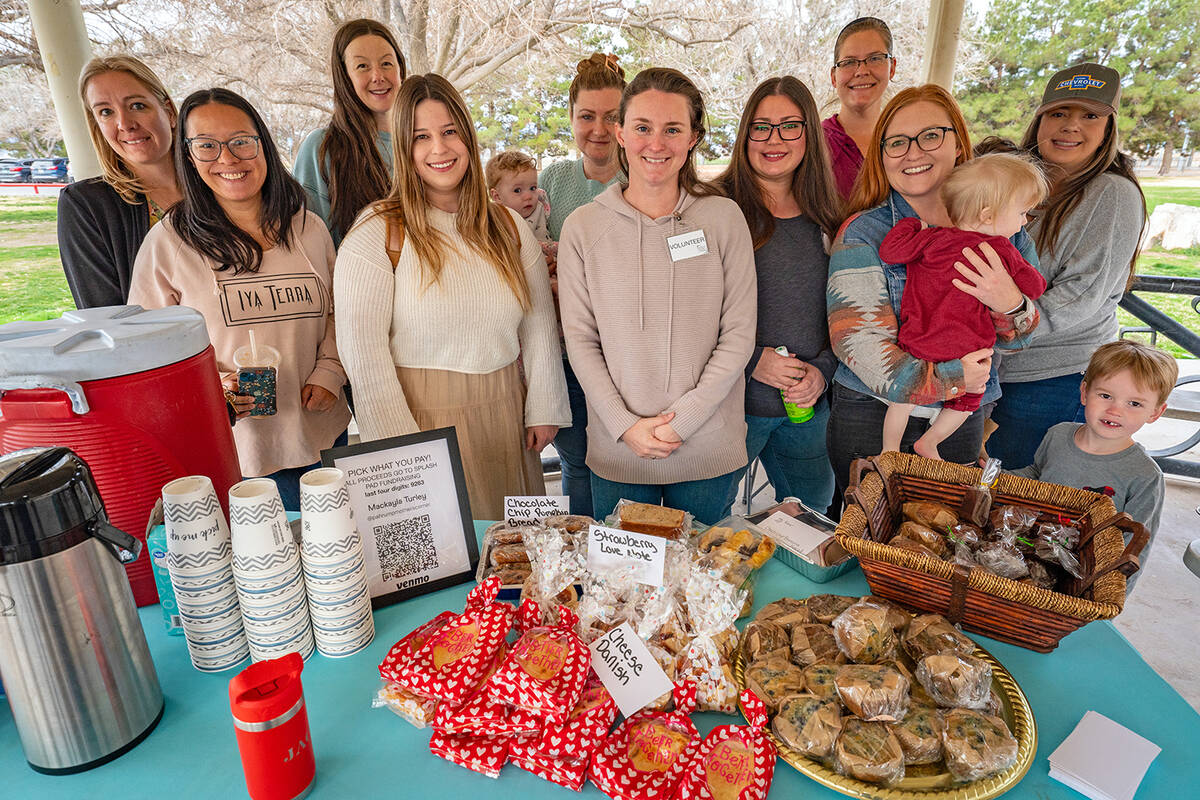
[504,495,569,526]
[754,510,833,563]
[588,622,674,718]
[586,524,665,586]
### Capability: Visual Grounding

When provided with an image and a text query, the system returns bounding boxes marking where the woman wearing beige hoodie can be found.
[557,68,757,524]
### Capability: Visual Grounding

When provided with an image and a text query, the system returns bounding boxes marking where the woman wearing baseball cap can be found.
[987,62,1148,469]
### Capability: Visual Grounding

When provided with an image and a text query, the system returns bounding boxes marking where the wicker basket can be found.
[837,452,1148,653]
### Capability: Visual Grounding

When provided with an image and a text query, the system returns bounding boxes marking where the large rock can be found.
[1146,203,1200,250]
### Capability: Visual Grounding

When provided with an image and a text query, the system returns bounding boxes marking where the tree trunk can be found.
[1158,139,1173,176]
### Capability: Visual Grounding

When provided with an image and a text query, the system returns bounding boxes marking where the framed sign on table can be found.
[322,426,478,608]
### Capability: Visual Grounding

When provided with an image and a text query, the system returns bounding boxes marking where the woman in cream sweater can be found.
[557,67,757,524]
[334,74,569,520]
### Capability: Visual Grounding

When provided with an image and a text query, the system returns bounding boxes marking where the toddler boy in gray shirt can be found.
[1012,340,1177,589]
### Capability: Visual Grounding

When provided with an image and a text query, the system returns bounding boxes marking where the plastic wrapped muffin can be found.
[832,600,898,664]
[806,594,858,624]
[833,717,905,786]
[897,521,949,558]
[791,623,844,668]
[942,708,1018,782]
[893,705,945,765]
[802,663,840,700]
[916,652,993,709]
[744,655,807,714]
[903,614,977,661]
[740,620,790,663]
[754,597,812,633]
[834,664,910,722]
[772,694,843,760]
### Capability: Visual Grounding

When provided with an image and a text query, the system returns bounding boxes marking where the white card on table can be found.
[504,495,569,526]
[1048,711,1162,800]
[586,524,666,586]
[753,510,831,562]
[665,230,708,261]
[589,622,674,718]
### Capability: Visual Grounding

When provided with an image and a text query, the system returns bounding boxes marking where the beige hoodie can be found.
[558,184,757,484]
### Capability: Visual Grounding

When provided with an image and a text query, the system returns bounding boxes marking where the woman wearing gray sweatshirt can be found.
[557,68,757,524]
[989,62,1147,469]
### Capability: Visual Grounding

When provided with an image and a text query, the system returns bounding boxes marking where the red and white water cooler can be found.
[0,306,242,606]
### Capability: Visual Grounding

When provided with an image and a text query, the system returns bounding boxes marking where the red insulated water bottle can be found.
[229,653,315,800]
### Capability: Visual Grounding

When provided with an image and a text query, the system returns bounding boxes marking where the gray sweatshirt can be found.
[999,173,1144,383]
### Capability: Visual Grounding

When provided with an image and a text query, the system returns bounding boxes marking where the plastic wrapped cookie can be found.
[806,594,858,625]
[942,708,1018,782]
[902,614,977,661]
[831,600,898,664]
[790,624,843,668]
[834,664,910,722]
[740,620,790,663]
[833,717,905,786]
[754,597,812,633]
[916,652,993,710]
[893,705,945,765]
[802,663,840,700]
[896,521,949,558]
[772,694,843,761]
[743,655,807,715]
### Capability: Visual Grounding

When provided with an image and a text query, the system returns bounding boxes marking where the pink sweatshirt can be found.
[129,211,350,476]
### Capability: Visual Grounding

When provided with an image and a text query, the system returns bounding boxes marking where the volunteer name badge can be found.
[586,524,666,586]
[504,495,569,527]
[589,622,674,717]
[666,229,708,261]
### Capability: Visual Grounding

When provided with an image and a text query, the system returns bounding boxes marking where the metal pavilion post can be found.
[28,0,100,179]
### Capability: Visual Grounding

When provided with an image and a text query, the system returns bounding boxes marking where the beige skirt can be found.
[396,361,545,521]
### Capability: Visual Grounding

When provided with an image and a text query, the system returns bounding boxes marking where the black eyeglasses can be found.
[185,135,260,162]
[834,53,893,71]
[881,126,955,158]
[747,121,806,141]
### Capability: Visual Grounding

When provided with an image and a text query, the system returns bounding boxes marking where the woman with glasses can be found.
[333,74,568,521]
[823,17,896,200]
[294,18,405,246]
[825,85,1040,493]
[538,52,627,516]
[558,68,757,523]
[988,63,1147,469]
[129,88,350,510]
[714,76,842,515]
[59,56,181,308]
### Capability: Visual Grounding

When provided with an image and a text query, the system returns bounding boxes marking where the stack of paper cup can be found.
[161,475,249,672]
[299,468,375,657]
[229,478,315,662]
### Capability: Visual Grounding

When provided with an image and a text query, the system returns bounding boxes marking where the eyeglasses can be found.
[881,126,955,158]
[185,135,261,162]
[834,53,893,71]
[747,121,806,141]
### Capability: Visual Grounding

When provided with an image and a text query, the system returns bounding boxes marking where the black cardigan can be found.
[57,177,151,308]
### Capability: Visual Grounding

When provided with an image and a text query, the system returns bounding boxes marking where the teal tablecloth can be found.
[3,521,1197,799]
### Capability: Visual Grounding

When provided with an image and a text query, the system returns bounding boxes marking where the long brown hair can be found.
[716,76,842,246]
[846,84,972,216]
[319,18,406,240]
[371,74,531,309]
[78,55,176,205]
[1019,107,1146,290]
[569,53,626,112]
[617,67,719,198]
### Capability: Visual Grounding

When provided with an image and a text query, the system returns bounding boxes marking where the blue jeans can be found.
[591,468,743,526]
[728,398,835,516]
[553,357,593,516]
[988,374,1085,470]
[261,429,349,512]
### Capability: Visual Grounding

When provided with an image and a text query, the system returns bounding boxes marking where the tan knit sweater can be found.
[558,184,757,484]
[129,211,351,477]
[334,205,570,442]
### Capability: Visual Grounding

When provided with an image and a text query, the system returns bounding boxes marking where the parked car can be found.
[30,157,68,183]
[0,159,33,183]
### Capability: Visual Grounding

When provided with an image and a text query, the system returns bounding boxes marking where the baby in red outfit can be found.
[879,153,1049,460]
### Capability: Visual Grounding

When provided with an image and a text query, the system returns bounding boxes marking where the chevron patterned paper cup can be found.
[230,478,299,580]
[162,475,232,578]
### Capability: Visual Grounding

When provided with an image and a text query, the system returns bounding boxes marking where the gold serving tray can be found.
[733,645,1037,799]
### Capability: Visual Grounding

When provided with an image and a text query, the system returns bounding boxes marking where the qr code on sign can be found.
[375,514,439,581]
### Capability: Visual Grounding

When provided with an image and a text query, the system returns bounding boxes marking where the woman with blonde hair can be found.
[59,55,181,308]
[825,84,1041,493]
[334,74,569,519]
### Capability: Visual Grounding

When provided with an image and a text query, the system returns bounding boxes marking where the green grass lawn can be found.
[1141,184,1200,217]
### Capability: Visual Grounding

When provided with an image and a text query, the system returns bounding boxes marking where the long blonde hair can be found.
[78,55,176,205]
[372,73,530,309]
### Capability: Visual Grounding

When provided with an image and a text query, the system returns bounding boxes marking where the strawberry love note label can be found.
[589,622,674,718]
[587,524,666,586]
